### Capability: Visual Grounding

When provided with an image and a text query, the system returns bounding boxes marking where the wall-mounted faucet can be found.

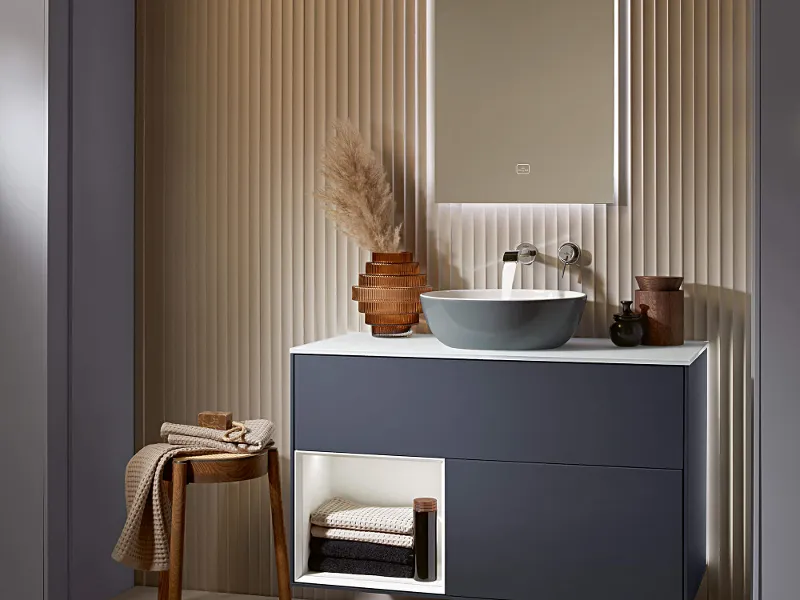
[502,241,581,280]
[502,243,538,265]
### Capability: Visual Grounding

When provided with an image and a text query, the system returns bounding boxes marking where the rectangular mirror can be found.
[433,0,624,204]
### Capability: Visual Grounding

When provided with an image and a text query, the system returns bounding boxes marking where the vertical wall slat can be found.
[138,1,752,598]
[630,0,645,292]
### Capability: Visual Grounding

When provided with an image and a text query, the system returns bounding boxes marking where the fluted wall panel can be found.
[137,2,751,599]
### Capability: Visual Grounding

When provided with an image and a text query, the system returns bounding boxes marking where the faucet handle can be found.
[558,242,581,278]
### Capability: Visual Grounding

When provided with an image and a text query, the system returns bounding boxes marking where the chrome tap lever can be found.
[558,242,581,278]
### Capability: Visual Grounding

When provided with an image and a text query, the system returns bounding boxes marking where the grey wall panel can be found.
[685,351,708,600]
[758,2,800,599]
[0,0,48,597]
[446,459,684,600]
[47,0,71,596]
[69,0,136,597]
[294,355,685,469]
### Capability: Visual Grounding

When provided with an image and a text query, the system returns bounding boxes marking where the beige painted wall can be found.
[137,1,751,599]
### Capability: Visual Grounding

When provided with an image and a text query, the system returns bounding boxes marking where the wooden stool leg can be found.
[157,572,170,600]
[267,449,291,600]
[158,479,173,600]
[168,461,189,600]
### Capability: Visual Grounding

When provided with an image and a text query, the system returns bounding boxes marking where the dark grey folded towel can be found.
[310,537,414,566]
[308,555,414,579]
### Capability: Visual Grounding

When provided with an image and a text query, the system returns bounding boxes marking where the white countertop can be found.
[291,333,708,366]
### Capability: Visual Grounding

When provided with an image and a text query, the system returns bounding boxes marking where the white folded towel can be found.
[310,497,414,535]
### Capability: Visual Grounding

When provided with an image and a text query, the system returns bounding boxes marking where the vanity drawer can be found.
[292,354,684,469]
[445,459,683,600]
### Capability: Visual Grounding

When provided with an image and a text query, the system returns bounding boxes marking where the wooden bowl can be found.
[635,276,683,292]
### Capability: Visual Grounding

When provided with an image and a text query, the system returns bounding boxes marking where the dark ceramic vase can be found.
[610,300,644,347]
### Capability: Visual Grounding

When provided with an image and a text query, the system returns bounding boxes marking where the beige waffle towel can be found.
[310,525,414,548]
[310,497,414,535]
[111,443,216,570]
[113,419,275,570]
[160,419,275,453]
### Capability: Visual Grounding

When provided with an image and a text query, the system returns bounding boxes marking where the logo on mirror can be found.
[516,164,531,175]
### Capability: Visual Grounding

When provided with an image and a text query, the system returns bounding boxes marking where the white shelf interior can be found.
[294,451,446,595]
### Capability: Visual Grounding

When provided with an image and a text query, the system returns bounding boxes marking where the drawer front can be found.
[446,459,683,600]
[293,354,684,469]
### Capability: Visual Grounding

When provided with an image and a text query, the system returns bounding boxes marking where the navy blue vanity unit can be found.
[290,333,708,600]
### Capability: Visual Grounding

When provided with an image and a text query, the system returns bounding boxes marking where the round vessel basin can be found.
[420,289,587,351]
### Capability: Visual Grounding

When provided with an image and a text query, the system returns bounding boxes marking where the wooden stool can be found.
[158,447,291,600]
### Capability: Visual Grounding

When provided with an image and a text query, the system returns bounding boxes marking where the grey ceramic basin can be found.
[420,289,587,350]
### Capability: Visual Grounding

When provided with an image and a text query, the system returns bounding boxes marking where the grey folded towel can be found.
[308,555,414,579]
[160,419,275,454]
[310,537,414,565]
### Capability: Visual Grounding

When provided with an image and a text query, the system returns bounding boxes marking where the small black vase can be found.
[610,301,644,347]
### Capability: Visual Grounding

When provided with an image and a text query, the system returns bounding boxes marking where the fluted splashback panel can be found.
[137,1,751,599]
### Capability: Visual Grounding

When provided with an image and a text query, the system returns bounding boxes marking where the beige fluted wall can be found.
[136,1,751,599]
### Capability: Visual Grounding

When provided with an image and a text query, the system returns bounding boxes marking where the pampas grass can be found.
[315,120,402,252]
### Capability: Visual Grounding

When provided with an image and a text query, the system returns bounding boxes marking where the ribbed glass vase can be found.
[351,251,431,337]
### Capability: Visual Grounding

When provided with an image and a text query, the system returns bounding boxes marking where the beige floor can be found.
[113,587,273,600]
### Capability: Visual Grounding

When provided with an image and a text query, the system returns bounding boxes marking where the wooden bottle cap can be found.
[414,497,437,512]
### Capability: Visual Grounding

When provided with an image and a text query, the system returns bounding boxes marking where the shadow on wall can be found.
[681,283,750,600]
[682,283,750,339]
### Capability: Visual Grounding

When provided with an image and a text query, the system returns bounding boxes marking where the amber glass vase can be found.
[351,251,431,337]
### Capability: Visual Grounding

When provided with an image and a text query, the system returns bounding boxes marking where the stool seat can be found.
[158,446,290,600]
[163,449,270,484]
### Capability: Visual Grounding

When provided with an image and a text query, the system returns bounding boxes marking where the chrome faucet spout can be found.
[504,243,538,266]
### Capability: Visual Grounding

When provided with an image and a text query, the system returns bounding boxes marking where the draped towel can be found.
[113,419,275,570]
[111,443,217,570]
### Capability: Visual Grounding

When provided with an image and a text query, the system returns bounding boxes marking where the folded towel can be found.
[161,419,275,454]
[311,525,414,548]
[310,537,414,565]
[112,443,220,571]
[310,497,413,535]
[308,555,414,579]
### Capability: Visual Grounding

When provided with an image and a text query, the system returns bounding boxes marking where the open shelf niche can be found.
[294,451,446,595]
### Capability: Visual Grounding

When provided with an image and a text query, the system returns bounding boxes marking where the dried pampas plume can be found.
[315,120,402,252]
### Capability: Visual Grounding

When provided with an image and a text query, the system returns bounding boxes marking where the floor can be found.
[113,587,273,600]
[116,578,709,600]
[115,586,406,600]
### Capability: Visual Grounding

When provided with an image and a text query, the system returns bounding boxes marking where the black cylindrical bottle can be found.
[413,497,437,582]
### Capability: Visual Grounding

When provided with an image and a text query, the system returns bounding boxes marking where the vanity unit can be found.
[290,334,707,600]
